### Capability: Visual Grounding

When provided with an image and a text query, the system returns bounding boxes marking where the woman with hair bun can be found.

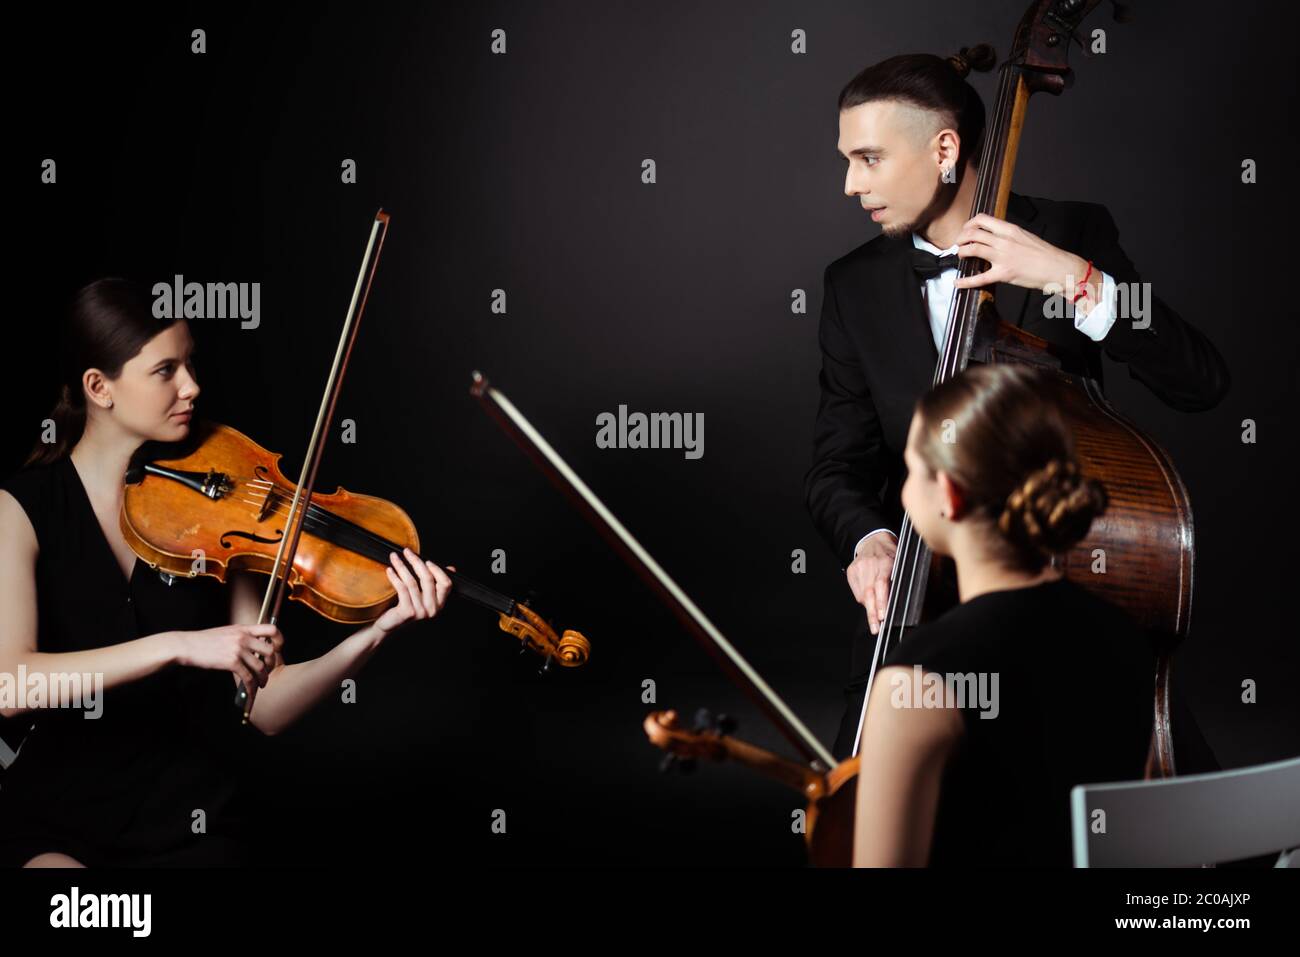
[852,362,1153,867]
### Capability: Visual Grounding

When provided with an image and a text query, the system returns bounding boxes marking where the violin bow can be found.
[235,209,390,722]
[471,372,835,770]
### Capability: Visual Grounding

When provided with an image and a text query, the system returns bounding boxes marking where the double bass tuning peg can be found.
[1052,0,1134,59]
[1052,0,1134,20]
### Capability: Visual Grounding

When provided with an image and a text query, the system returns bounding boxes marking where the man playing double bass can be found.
[804,47,1230,761]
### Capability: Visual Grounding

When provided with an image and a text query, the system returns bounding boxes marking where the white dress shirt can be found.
[850,232,1118,560]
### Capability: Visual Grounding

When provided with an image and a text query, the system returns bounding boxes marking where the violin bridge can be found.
[255,488,278,523]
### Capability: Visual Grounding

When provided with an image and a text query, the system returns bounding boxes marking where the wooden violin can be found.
[119,210,588,723]
[121,419,590,666]
[644,710,855,867]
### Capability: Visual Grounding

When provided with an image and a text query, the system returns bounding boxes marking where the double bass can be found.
[848,0,1188,774]
[644,0,1189,863]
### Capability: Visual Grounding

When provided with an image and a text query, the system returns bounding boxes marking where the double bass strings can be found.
[850,60,1019,757]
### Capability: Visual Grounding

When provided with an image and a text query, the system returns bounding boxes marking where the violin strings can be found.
[235,479,408,566]
[225,477,518,617]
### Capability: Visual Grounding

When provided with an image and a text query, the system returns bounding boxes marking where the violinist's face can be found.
[837,99,956,239]
[93,321,200,441]
[900,412,955,556]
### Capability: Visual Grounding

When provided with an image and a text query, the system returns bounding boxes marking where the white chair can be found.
[1071,755,1300,867]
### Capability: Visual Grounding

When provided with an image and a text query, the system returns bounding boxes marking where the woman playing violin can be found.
[0,278,451,867]
[853,362,1153,867]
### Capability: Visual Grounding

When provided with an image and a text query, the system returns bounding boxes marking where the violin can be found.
[118,209,588,724]
[121,419,590,665]
[470,377,844,851]
[644,710,855,867]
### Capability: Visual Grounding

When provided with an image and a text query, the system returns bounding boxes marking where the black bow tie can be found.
[912,247,960,279]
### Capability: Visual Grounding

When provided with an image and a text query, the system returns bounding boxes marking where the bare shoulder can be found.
[0,488,41,675]
[866,665,965,752]
[0,489,38,558]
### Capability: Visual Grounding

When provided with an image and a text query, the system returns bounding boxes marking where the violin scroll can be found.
[642,710,732,764]
[497,602,590,667]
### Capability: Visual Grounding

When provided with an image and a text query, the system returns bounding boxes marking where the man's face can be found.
[837,99,950,239]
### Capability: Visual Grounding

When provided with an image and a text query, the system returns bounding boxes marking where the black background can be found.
[4,1,1297,867]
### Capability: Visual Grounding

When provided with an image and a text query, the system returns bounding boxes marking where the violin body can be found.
[805,760,858,868]
[122,418,591,665]
[122,419,419,624]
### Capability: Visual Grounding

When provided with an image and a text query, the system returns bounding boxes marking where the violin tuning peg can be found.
[692,707,714,732]
[537,655,553,676]
[690,707,736,736]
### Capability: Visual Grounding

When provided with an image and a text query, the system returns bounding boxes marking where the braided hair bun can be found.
[997,458,1108,557]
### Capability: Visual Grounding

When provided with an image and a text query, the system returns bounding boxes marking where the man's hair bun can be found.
[947,44,997,79]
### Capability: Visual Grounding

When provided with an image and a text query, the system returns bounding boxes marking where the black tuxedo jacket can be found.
[804,191,1230,568]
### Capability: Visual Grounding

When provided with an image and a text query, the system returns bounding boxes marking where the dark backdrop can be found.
[4,1,1296,866]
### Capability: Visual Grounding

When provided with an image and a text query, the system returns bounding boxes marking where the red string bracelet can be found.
[1069,259,1095,304]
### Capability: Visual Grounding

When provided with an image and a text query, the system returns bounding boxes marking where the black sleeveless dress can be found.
[879,577,1155,867]
[0,456,253,866]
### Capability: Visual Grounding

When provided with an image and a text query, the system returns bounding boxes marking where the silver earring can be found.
[106,400,113,409]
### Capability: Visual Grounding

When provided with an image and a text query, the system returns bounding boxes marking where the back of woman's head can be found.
[913,363,1108,571]
[24,278,176,467]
